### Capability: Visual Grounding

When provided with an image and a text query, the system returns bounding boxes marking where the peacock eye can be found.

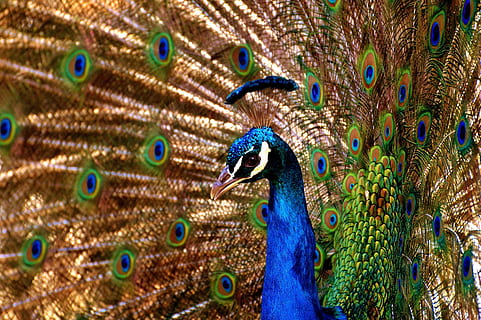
[244,154,260,168]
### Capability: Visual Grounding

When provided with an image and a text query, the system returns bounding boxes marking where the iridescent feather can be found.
[0,0,480,319]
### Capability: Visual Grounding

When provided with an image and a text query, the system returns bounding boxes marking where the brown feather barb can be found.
[0,0,480,319]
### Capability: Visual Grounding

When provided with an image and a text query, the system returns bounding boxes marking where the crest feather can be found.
[225,76,299,130]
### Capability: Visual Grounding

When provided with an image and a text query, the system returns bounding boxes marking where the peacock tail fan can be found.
[0,0,480,319]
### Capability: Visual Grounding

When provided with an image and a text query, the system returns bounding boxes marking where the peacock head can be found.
[211,127,286,200]
[211,76,299,200]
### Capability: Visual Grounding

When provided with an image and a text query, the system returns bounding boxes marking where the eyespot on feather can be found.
[166,218,191,247]
[461,250,474,285]
[405,193,416,219]
[144,135,170,167]
[149,33,175,67]
[429,10,446,52]
[396,150,406,179]
[342,173,357,195]
[455,115,472,152]
[310,149,330,181]
[77,168,102,201]
[212,272,237,301]
[359,46,379,91]
[230,44,255,77]
[416,112,432,146]
[0,113,17,147]
[432,208,446,249]
[304,72,324,110]
[381,113,395,145]
[314,243,326,271]
[252,199,268,228]
[460,0,478,31]
[324,0,341,12]
[63,49,93,84]
[21,235,48,268]
[410,259,422,289]
[396,70,411,110]
[322,208,339,232]
[347,124,362,158]
[112,248,136,280]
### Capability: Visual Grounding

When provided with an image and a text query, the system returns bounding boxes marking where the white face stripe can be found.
[229,142,271,178]
[231,154,244,176]
[249,141,271,177]
[230,146,254,176]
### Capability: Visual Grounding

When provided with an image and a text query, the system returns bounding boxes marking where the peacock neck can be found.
[261,145,320,320]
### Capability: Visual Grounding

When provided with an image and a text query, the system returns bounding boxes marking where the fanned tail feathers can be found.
[0,0,480,319]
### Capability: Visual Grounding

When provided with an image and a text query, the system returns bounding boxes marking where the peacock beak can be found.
[211,166,248,200]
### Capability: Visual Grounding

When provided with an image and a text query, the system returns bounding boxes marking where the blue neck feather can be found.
[227,128,344,319]
[260,136,345,320]
[261,141,321,320]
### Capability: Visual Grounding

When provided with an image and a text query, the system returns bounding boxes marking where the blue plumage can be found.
[216,127,345,319]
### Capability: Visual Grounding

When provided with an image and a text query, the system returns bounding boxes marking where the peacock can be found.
[0,0,480,319]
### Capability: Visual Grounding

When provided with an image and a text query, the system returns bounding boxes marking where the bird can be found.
[0,0,480,319]
[211,78,345,319]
